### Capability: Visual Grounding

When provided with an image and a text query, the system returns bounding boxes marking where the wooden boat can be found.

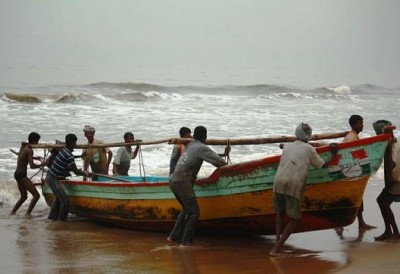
[41,133,390,235]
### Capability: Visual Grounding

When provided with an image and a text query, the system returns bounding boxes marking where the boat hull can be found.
[42,134,389,235]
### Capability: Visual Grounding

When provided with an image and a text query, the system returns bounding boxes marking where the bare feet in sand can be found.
[166,237,178,246]
[359,222,377,230]
[375,232,393,241]
[269,249,283,257]
[179,243,193,248]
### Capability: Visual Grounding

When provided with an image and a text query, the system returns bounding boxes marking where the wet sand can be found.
[1,182,399,274]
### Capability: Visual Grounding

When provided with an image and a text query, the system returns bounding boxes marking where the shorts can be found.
[273,192,301,219]
[388,192,400,202]
[14,170,28,182]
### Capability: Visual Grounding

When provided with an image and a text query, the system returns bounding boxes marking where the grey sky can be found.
[1,0,399,87]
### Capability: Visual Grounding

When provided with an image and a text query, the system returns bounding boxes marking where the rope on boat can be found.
[137,144,146,180]
[29,168,44,180]
[41,148,48,180]
[225,139,232,165]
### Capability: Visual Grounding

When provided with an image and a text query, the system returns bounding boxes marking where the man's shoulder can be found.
[59,147,73,156]
[286,141,315,153]
[343,131,359,142]
[93,139,105,144]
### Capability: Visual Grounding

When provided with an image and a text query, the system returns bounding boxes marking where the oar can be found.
[90,172,132,182]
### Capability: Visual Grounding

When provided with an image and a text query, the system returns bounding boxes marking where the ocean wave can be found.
[112,90,164,101]
[85,82,165,92]
[324,85,351,95]
[2,93,42,103]
[56,93,100,103]
[1,82,397,105]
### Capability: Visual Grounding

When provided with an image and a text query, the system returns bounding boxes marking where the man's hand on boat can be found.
[322,143,338,168]
[80,170,91,180]
[329,143,339,154]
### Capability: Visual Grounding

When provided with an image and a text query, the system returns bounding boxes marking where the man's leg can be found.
[168,181,186,244]
[271,218,300,255]
[46,175,62,221]
[357,200,376,229]
[24,178,40,216]
[270,194,301,256]
[180,196,199,246]
[375,191,393,240]
[275,213,283,243]
[10,178,29,215]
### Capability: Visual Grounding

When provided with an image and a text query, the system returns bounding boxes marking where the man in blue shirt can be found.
[45,133,88,221]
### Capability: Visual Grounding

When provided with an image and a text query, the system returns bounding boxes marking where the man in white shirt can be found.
[270,123,338,256]
[112,132,140,176]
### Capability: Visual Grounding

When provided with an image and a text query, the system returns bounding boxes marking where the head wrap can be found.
[373,120,392,135]
[83,125,95,133]
[295,122,312,142]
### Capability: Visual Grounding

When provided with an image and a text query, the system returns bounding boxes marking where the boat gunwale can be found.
[59,133,390,188]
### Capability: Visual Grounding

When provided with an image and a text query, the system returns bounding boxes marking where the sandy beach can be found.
[334,184,400,274]
[0,181,399,274]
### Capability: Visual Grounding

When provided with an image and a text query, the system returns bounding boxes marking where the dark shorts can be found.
[14,170,28,182]
[273,192,301,219]
[388,192,400,202]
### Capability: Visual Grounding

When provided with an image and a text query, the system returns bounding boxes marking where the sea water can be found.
[0,82,399,207]
[1,81,399,273]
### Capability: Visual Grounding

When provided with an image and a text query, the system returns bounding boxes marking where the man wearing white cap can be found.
[270,123,338,256]
[82,125,112,177]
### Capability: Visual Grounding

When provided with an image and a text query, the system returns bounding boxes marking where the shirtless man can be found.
[10,132,45,216]
[169,127,192,176]
[373,120,400,241]
[343,114,375,229]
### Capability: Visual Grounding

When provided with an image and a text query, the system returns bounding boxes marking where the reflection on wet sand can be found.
[3,182,399,273]
[3,214,346,274]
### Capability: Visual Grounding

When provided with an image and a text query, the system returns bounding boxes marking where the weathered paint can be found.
[42,134,389,235]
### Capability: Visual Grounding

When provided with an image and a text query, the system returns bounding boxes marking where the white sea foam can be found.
[327,85,351,94]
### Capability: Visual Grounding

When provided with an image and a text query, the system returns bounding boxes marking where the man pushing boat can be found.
[167,126,230,247]
[270,123,338,256]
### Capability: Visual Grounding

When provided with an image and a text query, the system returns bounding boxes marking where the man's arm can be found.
[112,164,119,176]
[107,150,113,164]
[82,149,89,171]
[201,146,228,168]
[71,163,89,177]
[322,143,339,168]
[132,145,140,160]
[28,148,44,169]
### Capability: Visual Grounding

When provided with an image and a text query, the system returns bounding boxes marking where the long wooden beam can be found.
[29,139,171,149]
[28,131,348,149]
[169,131,348,145]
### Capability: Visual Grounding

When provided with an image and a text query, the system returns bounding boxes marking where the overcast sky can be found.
[1,0,399,87]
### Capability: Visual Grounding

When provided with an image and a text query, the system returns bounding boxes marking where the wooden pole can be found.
[29,139,171,149]
[27,131,348,149]
[169,131,349,145]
